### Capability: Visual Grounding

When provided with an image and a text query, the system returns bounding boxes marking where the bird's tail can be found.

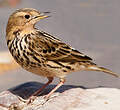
[87,65,119,77]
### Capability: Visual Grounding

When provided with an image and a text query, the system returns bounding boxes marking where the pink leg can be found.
[27,77,53,104]
[30,77,53,97]
[45,78,66,99]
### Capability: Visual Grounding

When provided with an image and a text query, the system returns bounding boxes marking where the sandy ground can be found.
[0,0,120,92]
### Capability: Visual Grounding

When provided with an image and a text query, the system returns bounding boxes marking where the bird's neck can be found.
[6,25,36,41]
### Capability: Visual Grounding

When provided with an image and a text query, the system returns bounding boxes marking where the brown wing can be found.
[33,31,92,63]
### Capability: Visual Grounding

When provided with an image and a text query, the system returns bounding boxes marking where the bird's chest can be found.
[8,36,44,70]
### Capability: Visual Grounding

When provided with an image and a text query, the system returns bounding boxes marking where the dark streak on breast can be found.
[20,38,23,51]
[9,38,14,52]
[24,36,28,43]
[7,40,11,46]
[23,53,29,60]
[17,50,20,56]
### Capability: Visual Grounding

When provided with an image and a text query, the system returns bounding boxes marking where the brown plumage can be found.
[6,8,119,101]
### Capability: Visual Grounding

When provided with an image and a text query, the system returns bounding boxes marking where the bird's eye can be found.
[25,15,30,19]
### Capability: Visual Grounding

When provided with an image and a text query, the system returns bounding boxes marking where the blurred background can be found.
[0,0,120,92]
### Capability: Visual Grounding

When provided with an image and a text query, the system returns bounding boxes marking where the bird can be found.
[6,8,119,101]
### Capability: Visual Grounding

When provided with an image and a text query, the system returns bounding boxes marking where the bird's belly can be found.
[25,66,67,78]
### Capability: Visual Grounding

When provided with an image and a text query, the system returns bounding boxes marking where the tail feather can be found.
[88,66,119,77]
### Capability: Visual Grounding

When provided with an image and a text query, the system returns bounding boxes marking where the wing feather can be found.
[32,31,92,63]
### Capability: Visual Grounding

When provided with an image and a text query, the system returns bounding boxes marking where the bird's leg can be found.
[31,77,53,97]
[27,77,53,104]
[45,78,66,100]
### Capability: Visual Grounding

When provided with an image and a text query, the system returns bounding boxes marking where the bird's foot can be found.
[26,93,59,106]
[26,96,37,105]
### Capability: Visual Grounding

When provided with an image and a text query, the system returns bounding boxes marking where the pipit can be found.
[6,8,119,101]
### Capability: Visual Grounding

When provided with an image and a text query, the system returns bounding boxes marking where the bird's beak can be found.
[30,12,51,24]
[37,12,51,19]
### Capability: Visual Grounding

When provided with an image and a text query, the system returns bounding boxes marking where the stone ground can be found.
[0,0,120,92]
[0,82,120,110]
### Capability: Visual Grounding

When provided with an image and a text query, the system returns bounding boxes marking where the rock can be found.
[0,51,19,74]
[0,82,120,110]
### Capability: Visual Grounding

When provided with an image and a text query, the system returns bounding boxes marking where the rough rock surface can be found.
[0,82,120,110]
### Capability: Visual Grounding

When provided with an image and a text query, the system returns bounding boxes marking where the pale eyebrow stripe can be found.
[14,12,26,17]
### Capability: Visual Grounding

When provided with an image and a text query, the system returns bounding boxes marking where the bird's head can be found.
[6,8,50,36]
